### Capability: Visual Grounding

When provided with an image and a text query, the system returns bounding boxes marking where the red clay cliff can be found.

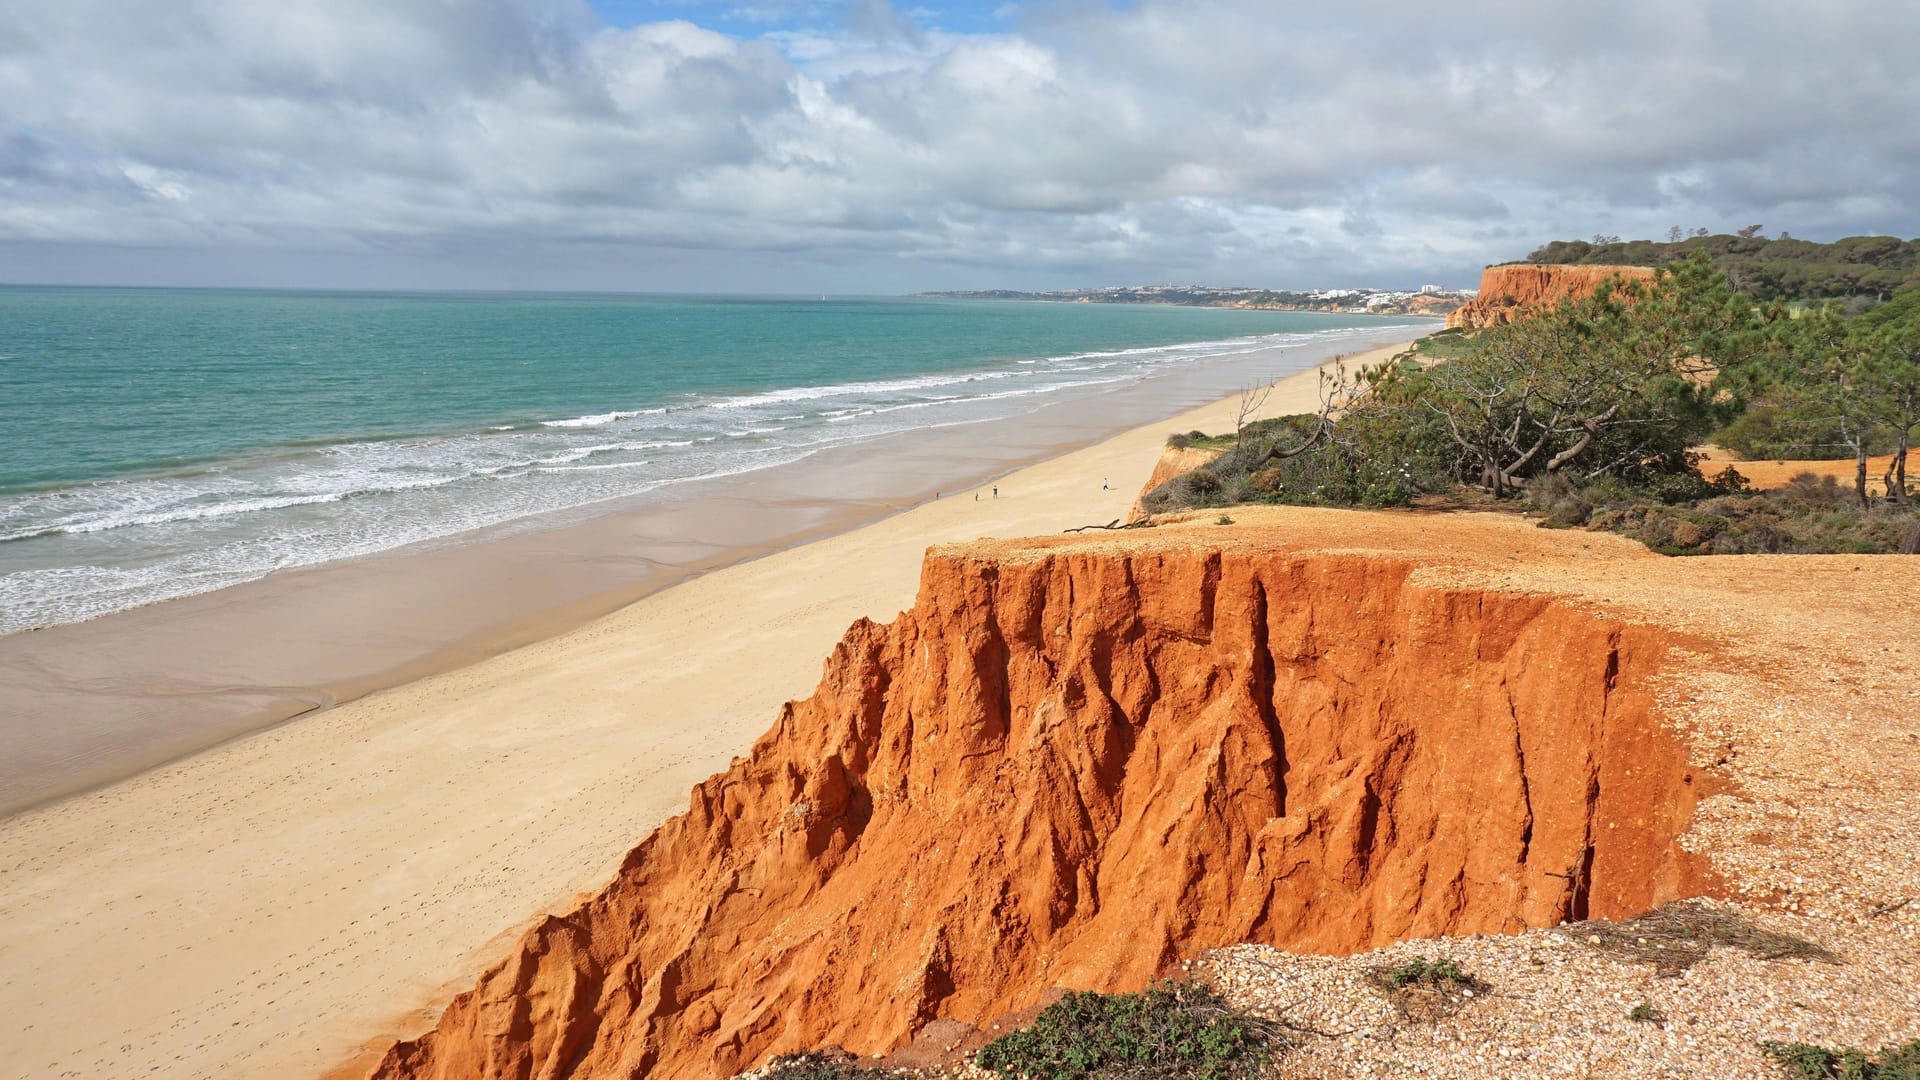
[1447,263,1657,328]
[368,534,1706,1080]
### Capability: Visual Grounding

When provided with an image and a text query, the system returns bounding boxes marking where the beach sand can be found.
[0,325,1431,818]
[0,338,1416,1080]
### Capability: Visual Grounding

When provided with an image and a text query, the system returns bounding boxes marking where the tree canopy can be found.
[1519,232,1920,304]
[1143,252,1920,542]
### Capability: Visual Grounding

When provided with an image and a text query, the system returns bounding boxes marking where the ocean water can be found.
[0,287,1427,633]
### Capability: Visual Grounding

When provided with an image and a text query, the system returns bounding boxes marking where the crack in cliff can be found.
[1247,572,1288,821]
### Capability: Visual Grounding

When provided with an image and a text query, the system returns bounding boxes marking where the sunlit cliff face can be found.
[371,544,1705,1079]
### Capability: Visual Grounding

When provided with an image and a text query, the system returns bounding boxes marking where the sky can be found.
[2,0,1917,293]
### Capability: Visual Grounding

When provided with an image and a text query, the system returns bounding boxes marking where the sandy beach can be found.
[0,321,1431,819]
[0,336,1423,1080]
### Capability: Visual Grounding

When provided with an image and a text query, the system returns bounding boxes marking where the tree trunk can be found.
[1896,431,1912,505]
[1856,447,1871,507]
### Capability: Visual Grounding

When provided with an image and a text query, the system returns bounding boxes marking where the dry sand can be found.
[1705,446,1915,496]
[0,337,1421,1080]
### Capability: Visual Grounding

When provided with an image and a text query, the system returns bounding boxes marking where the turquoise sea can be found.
[0,287,1428,632]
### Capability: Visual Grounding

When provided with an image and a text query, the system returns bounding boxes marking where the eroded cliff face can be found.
[1447,264,1658,328]
[370,546,1707,1080]
[1130,445,1222,520]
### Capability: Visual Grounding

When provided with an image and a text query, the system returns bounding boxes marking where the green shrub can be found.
[1405,327,1481,361]
[1534,471,1920,555]
[1761,1038,1920,1079]
[1713,404,1894,461]
[1138,409,1457,515]
[975,982,1274,1080]
[1384,957,1477,990]
[1628,1003,1663,1024]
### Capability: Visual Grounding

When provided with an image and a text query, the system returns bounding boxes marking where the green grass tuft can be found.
[1384,956,1475,990]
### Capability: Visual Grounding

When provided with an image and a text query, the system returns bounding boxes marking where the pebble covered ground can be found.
[751,507,1920,1079]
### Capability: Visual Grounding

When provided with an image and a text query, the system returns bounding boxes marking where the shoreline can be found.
[0,323,1434,817]
[0,334,1425,1080]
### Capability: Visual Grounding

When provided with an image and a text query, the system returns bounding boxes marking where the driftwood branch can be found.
[1063,518,1156,533]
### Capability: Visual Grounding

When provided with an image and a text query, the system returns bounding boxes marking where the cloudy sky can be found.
[3,0,1916,292]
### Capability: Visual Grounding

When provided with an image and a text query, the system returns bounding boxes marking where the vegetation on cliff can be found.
[1143,253,1920,553]
[1446,263,1657,329]
[1519,231,1920,304]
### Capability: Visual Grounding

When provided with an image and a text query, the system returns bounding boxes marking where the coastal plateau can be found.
[365,508,1920,1079]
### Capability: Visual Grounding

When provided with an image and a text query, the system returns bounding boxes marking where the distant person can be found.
[974,492,980,501]
[992,486,999,498]
[1102,478,1109,490]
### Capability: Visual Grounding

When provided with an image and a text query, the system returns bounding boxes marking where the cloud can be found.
[1,0,1916,290]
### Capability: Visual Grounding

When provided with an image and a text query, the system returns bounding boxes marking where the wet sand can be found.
[0,326,1432,816]
[0,335,1424,1080]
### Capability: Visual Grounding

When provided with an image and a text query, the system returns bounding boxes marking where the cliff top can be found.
[1446,263,1657,328]
[371,505,1918,1080]
[929,506,1920,1076]
[946,510,1920,898]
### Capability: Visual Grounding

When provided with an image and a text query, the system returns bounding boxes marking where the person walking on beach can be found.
[992,486,999,499]
[1102,477,1109,490]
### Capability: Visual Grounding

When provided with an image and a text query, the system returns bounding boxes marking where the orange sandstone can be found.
[1447,264,1657,329]
[369,541,1707,1080]
[1129,444,1222,519]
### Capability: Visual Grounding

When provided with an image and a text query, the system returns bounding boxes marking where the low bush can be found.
[1383,956,1477,990]
[1533,472,1920,555]
[974,982,1276,1080]
[1369,956,1486,1023]
[1402,327,1481,361]
[1165,430,1226,451]
[1761,1038,1920,1079]
[1140,411,1456,514]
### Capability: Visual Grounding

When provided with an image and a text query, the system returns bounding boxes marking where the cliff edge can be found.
[364,508,1920,1079]
[367,513,1733,1080]
[1446,263,1657,328]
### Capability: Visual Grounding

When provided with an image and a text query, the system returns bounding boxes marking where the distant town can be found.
[914,283,1477,317]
